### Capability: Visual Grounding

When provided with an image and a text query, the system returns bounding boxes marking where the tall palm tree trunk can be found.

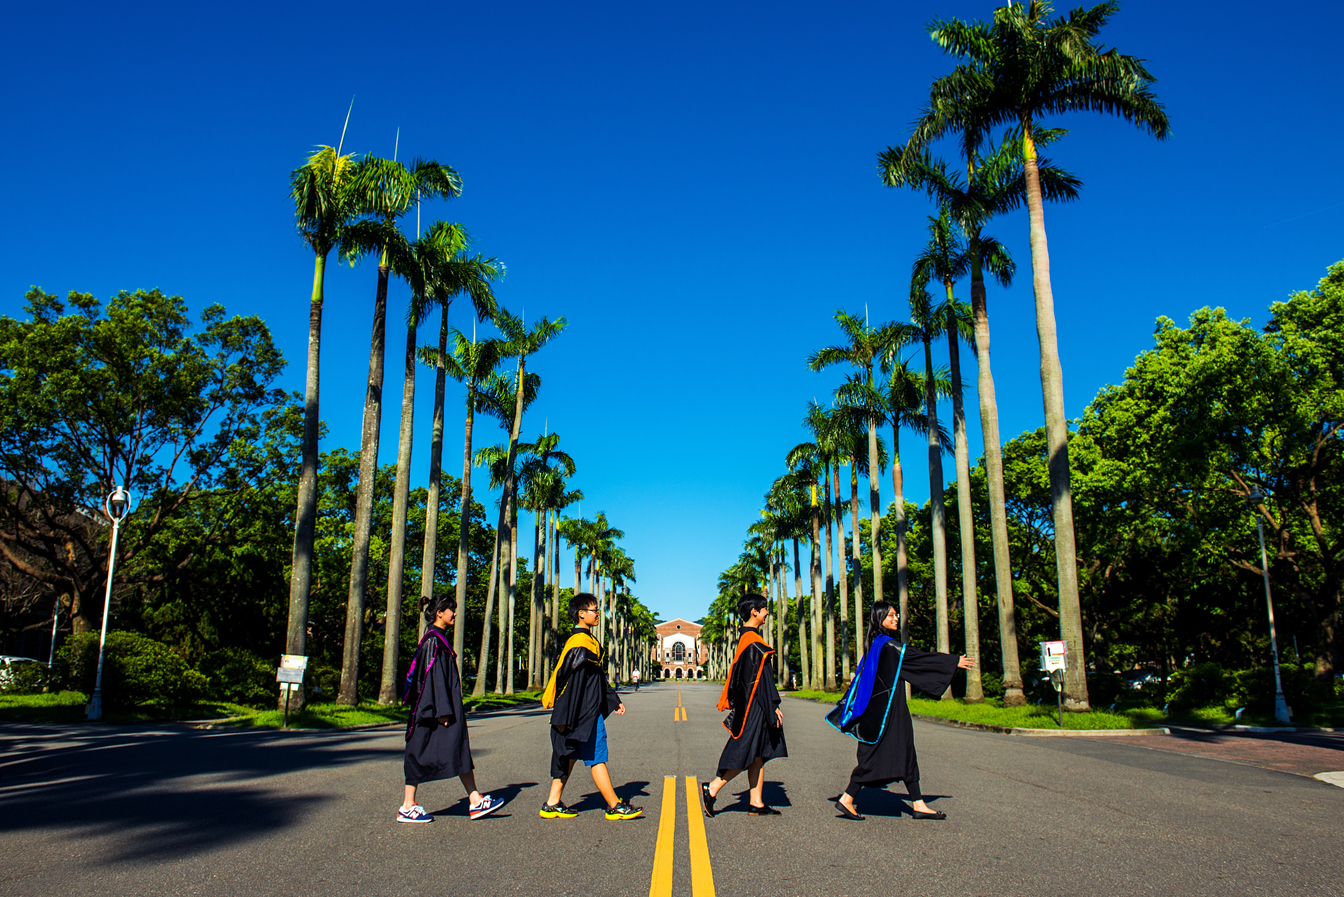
[379,318,418,706]
[1022,122,1089,710]
[947,303,982,702]
[284,254,325,712]
[849,463,864,659]
[794,537,809,690]
[338,261,391,706]
[473,494,501,697]
[492,509,508,694]
[455,332,480,671]
[776,545,790,686]
[834,461,850,682]
[866,418,884,613]
[419,304,450,668]
[817,473,827,693]
[530,506,545,689]
[891,428,910,643]
[923,334,950,663]
[506,490,519,694]
[809,499,823,689]
[969,256,1025,706]
[549,509,560,681]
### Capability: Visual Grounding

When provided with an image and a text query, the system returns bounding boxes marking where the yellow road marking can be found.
[674,685,687,721]
[649,776,677,897]
[684,776,716,896]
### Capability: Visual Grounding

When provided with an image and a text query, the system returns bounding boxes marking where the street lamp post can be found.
[86,487,131,722]
[1246,491,1291,725]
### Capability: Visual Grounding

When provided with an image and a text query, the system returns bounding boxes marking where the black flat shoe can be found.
[748,804,781,816]
[912,809,946,820]
[834,800,865,821]
[700,782,716,818]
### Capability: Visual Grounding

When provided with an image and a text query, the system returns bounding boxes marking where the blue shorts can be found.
[576,714,609,766]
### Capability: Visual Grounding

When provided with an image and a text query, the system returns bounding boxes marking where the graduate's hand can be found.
[614,703,626,715]
[775,708,784,728]
[958,656,977,670]
[437,715,451,726]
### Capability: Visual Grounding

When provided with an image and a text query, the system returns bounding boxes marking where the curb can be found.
[911,713,1170,737]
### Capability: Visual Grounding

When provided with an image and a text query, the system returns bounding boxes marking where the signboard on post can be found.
[1039,640,1067,672]
[277,655,308,728]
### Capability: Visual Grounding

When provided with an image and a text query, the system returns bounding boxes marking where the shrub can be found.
[201,647,274,707]
[979,671,1005,701]
[0,660,51,694]
[1232,664,1332,717]
[1166,662,1232,712]
[58,631,207,711]
[1086,670,1125,707]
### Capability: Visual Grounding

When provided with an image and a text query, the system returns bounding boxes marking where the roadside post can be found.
[277,654,308,728]
[1040,640,1067,729]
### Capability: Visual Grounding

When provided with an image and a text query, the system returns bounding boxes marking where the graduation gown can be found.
[402,625,473,786]
[542,628,619,778]
[715,627,787,771]
[829,638,958,788]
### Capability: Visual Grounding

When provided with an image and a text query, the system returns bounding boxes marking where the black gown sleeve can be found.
[896,643,961,698]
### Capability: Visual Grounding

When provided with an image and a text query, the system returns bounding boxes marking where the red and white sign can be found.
[1039,640,1067,672]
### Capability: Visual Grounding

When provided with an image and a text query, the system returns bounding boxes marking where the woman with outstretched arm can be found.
[827,600,975,821]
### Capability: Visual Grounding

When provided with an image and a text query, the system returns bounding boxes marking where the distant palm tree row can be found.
[279,119,655,707]
[706,1,1167,712]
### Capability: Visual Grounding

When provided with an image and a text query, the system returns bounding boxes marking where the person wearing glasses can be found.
[700,593,787,817]
[827,601,975,821]
[539,593,643,820]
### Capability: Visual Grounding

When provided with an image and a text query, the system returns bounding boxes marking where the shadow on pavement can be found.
[426,780,538,818]
[565,778,652,813]
[0,723,398,863]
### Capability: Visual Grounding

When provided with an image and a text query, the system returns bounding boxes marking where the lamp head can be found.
[107,487,131,522]
[1246,490,1264,505]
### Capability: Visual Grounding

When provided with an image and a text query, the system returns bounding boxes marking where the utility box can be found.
[1039,640,1067,673]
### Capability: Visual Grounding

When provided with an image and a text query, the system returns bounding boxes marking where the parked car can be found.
[0,655,43,689]
[1122,668,1162,690]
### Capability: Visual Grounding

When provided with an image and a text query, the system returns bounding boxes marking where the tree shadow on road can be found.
[0,723,399,864]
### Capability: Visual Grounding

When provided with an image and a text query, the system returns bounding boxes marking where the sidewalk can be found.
[1096,725,1344,779]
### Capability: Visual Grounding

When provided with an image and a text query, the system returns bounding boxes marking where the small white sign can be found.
[280,654,308,671]
[1040,640,1067,672]
[277,667,305,684]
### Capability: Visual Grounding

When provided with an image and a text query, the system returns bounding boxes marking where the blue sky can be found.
[3,1,1341,625]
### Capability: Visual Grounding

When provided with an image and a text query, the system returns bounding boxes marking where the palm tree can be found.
[905,262,954,663]
[881,129,1078,707]
[766,475,808,688]
[335,155,462,706]
[434,328,505,669]
[802,402,842,691]
[283,139,358,711]
[517,430,576,688]
[911,0,1170,708]
[785,445,825,690]
[809,312,907,625]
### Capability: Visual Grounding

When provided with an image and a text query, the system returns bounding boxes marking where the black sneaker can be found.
[700,782,716,818]
[604,801,643,820]
[539,803,579,819]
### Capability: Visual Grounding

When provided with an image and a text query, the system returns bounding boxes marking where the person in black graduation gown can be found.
[700,593,787,817]
[397,593,502,824]
[828,600,975,821]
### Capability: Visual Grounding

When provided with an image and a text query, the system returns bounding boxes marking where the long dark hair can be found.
[867,601,897,650]
[423,591,458,626]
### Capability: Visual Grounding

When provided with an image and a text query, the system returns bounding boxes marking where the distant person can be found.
[398,593,503,824]
[632,667,640,691]
[827,600,975,821]
[700,594,786,817]
[539,592,642,820]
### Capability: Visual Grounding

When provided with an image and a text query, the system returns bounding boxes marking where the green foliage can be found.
[1166,663,1233,712]
[0,660,51,694]
[58,631,207,710]
[200,647,274,708]
[0,690,88,723]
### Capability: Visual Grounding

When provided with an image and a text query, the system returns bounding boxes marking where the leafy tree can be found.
[0,288,287,635]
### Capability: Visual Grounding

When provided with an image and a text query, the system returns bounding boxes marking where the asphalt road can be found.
[1,682,1341,896]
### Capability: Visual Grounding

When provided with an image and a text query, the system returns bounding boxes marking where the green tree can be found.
[0,288,287,637]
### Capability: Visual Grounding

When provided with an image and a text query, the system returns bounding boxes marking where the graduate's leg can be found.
[745,758,767,808]
[589,762,620,809]
[402,784,418,811]
[459,770,482,805]
[838,769,864,814]
[906,779,934,814]
[707,768,742,799]
[546,759,577,806]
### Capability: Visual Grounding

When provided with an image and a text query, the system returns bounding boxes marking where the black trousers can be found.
[845,769,921,802]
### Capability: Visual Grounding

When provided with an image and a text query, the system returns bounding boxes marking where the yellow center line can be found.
[684,776,716,896]
[649,775,677,897]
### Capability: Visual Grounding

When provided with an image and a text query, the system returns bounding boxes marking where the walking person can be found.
[539,592,643,820]
[827,600,975,821]
[700,594,786,817]
[631,667,640,691]
[398,593,503,823]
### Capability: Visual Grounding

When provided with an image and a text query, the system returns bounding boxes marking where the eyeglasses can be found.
[580,607,598,616]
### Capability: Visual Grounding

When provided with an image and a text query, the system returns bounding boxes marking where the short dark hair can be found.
[737,593,768,621]
[423,591,458,624]
[569,592,599,623]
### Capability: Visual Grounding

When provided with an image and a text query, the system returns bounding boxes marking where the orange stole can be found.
[717,629,773,739]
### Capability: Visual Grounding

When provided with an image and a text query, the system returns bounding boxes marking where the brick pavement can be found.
[1096,726,1344,778]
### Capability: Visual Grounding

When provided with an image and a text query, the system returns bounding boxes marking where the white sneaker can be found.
[469,794,502,820]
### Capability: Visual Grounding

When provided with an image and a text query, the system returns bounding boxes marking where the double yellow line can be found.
[674,685,688,722]
[649,775,715,897]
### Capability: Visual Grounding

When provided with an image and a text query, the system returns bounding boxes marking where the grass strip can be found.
[788,689,1137,730]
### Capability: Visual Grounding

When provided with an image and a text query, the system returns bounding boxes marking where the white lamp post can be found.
[1246,490,1291,725]
[86,487,131,722]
